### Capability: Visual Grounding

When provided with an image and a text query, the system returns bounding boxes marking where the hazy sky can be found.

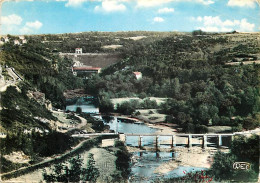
[2,0,260,35]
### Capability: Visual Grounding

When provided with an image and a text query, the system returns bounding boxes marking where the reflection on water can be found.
[103,116,211,182]
[105,117,157,134]
[130,151,176,182]
[66,102,226,182]
[129,151,207,182]
[66,104,99,113]
[66,97,99,113]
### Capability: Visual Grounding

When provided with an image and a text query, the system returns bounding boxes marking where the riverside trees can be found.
[43,154,100,182]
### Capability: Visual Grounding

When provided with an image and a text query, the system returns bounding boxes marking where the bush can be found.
[99,97,114,113]
[195,125,208,133]
[116,102,136,115]
[242,117,259,130]
[76,107,82,114]
[141,98,158,109]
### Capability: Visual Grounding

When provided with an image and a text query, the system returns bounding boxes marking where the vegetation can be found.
[209,134,259,182]
[1,130,77,159]
[43,154,99,182]
[0,157,28,173]
[0,85,55,130]
[0,40,84,173]
[114,140,131,181]
[1,41,84,108]
[163,134,259,182]
[79,113,105,132]
[84,33,259,133]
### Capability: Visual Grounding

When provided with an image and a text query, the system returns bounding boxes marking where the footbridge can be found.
[120,133,235,149]
[72,132,240,150]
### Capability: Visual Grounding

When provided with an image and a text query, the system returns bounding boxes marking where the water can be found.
[66,104,99,113]
[130,151,176,182]
[66,100,217,182]
[66,97,99,113]
[105,117,157,134]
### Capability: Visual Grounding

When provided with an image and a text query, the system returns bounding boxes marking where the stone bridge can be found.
[120,133,235,150]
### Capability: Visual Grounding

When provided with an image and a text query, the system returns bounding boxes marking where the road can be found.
[0,67,22,92]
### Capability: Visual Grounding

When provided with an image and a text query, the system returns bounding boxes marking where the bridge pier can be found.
[218,135,222,147]
[155,135,160,151]
[202,135,207,148]
[171,135,176,149]
[138,136,143,148]
[119,134,126,144]
[231,135,234,141]
[188,135,192,148]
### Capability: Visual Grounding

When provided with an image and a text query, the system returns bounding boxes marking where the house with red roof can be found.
[133,72,142,80]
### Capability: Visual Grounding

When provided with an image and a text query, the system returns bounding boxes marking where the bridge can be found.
[72,132,253,150]
[120,133,235,149]
[72,133,118,138]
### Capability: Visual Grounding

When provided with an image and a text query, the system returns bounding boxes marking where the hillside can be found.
[82,32,260,133]
[0,40,86,173]
[0,31,259,175]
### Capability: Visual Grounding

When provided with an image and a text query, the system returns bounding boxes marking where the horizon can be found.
[1,0,260,35]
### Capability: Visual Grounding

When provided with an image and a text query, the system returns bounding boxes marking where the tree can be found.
[210,135,259,182]
[43,154,100,182]
[76,107,82,114]
[99,97,114,113]
[210,151,236,181]
[82,153,100,182]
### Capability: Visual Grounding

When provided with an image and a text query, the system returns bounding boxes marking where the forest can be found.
[84,33,259,133]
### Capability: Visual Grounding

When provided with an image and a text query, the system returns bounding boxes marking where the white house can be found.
[14,40,20,45]
[75,48,83,54]
[133,72,142,80]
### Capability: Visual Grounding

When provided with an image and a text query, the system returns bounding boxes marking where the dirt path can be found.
[0,138,91,182]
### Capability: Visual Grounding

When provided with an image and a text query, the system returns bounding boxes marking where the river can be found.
[66,98,217,182]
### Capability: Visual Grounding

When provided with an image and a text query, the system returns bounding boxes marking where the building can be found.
[22,39,27,44]
[14,40,20,45]
[3,36,9,42]
[133,72,142,80]
[72,66,101,76]
[75,48,83,54]
[19,36,25,40]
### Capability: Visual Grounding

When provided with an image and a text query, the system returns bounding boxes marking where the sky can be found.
[1,0,260,35]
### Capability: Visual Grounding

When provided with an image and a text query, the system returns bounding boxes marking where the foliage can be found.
[85,33,259,132]
[82,153,100,182]
[0,85,55,130]
[1,130,76,158]
[0,157,27,173]
[99,97,114,113]
[0,43,84,108]
[79,113,105,132]
[43,154,99,182]
[114,140,131,180]
[116,101,136,115]
[209,135,259,182]
[162,169,213,183]
[210,151,236,180]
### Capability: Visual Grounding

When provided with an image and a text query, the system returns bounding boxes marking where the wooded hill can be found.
[83,32,260,133]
